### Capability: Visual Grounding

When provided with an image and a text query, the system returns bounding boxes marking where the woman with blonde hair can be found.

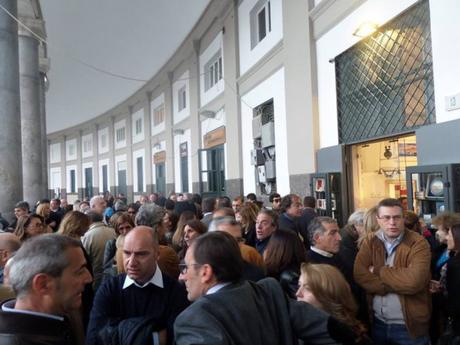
[14,214,46,242]
[104,212,135,279]
[35,203,54,233]
[296,263,370,344]
[57,211,91,239]
[359,206,379,246]
[56,210,93,339]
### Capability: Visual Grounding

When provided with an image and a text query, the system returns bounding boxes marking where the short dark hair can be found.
[14,201,29,211]
[246,193,257,202]
[303,196,316,208]
[191,231,243,283]
[377,198,403,214]
[279,194,300,213]
[164,199,175,211]
[216,196,231,209]
[269,193,280,203]
[257,208,278,227]
[202,197,216,213]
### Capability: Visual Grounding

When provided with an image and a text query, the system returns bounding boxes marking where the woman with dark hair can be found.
[172,210,197,252]
[263,229,306,298]
[444,223,460,339]
[14,214,46,242]
[239,202,259,247]
[163,210,179,246]
[296,263,370,344]
[178,219,208,260]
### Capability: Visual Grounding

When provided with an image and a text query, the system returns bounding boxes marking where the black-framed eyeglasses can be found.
[178,263,202,275]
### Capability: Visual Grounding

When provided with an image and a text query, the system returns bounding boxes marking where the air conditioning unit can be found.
[252,115,262,139]
[265,160,276,181]
[261,122,275,148]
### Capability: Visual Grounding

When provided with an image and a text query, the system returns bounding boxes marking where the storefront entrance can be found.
[350,134,417,209]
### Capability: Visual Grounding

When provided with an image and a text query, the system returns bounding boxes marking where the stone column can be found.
[19,30,42,205]
[0,0,22,222]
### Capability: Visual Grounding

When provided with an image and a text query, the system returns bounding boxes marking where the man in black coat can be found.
[0,234,93,344]
[174,231,354,345]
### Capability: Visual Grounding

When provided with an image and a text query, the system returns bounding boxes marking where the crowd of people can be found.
[0,191,458,345]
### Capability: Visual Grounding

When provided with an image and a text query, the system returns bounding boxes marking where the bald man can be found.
[0,233,20,284]
[87,226,189,345]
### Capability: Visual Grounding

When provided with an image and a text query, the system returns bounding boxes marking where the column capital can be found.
[17,17,45,41]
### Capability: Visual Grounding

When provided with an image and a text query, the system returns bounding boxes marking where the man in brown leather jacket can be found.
[354,198,431,345]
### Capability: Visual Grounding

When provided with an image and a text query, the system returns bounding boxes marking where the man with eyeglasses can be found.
[354,198,431,345]
[87,226,188,345]
[174,231,352,345]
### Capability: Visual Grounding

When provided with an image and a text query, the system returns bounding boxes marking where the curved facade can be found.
[48,0,460,221]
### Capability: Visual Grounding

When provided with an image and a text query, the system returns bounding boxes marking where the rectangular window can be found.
[178,86,186,111]
[205,52,223,91]
[69,144,75,156]
[116,127,125,142]
[137,157,144,192]
[250,0,272,49]
[153,104,165,126]
[258,7,267,41]
[70,169,76,193]
[135,118,142,135]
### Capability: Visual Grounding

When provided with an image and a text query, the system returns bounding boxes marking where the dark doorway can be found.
[199,145,225,198]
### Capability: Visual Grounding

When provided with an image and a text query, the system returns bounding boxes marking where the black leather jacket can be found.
[0,302,76,345]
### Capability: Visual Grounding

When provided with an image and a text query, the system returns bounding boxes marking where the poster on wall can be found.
[314,178,325,192]
[398,143,417,157]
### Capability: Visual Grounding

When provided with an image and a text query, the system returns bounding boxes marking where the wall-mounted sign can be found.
[180,142,188,158]
[153,151,166,164]
[203,126,226,149]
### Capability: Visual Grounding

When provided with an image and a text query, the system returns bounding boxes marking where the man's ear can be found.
[31,273,53,295]
[200,264,215,284]
[313,232,322,244]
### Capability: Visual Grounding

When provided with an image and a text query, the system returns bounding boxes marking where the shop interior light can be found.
[353,22,379,37]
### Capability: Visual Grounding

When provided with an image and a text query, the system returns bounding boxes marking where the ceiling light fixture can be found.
[353,22,379,37]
